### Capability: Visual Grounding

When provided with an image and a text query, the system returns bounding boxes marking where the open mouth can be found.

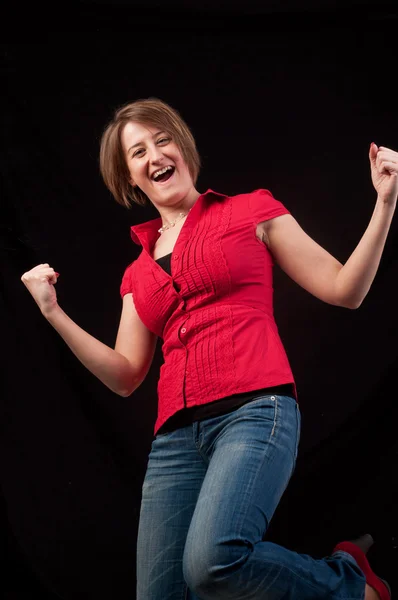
[152,165,175,184]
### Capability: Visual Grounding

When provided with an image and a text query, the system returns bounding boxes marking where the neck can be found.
[157,187,201,225]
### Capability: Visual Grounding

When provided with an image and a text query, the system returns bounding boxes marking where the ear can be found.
[129,177,137,188]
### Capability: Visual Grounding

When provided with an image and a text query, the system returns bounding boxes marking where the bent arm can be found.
[261,196,395,308]
[44,294,157,396]
[334,198,395,308]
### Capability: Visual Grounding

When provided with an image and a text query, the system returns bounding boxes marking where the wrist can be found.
[376,194,397,209]
[41,302,62,322]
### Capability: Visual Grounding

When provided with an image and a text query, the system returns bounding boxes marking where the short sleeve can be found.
[120,261,135,298]
[248,189,290,224]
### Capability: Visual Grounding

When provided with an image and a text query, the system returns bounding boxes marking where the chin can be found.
[157,184,187,201]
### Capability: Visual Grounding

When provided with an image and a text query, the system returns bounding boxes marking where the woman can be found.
[21,98,396,599]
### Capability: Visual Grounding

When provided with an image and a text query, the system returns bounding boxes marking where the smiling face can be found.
[121,121,196,209]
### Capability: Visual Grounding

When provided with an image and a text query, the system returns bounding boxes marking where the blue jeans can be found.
[136,394,365,599]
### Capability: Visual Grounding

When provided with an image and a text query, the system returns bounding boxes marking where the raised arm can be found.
[21,264,157,396]
[258,143,397,309]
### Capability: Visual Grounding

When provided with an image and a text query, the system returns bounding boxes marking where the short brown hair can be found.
[99,97,201,208]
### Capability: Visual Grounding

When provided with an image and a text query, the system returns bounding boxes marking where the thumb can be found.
[369,141,378,164]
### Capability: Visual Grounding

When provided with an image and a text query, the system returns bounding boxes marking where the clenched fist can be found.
[369,143,398,205]
[21,263,60,316]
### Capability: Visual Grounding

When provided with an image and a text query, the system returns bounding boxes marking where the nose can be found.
[148,144,164,164]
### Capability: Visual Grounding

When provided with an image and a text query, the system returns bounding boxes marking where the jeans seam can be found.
[270,395,277,437]
[295,403,301,461]
[183,582,189,600]
[234,398,281,534]
[193,422,209,465]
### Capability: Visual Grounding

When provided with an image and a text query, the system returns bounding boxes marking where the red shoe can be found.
[333,539,391,600]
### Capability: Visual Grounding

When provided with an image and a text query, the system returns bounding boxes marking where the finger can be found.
[27,263,51,276]
[376,149,398,170]
[369,142,378,164]
[36,267,58,278]
[22,264,46,278]
[376,153,391,171]
[22,268,57,283]
[376,153,398,174]
[378,161,398,175]
[376,150,398,165]
[39,276,58,285]
[378,146,398,155]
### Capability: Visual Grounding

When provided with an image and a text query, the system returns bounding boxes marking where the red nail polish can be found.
[55,272,60,277]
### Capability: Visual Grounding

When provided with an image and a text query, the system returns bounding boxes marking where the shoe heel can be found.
[333,541,391,600]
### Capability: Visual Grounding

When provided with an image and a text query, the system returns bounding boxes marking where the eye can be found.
[133,148,145,158]
[157,137,170,145]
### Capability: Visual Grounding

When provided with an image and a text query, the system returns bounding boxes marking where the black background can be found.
[1,1,398,597]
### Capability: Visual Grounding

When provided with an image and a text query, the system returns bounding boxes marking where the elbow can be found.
[117,381,138,397]
[112,357,149,397]
[344,301,362,310]
[116,373,144,397]
[336,295,363,310]
[333,286,364,310]
[117,388,134,398]
[348,299,363,310]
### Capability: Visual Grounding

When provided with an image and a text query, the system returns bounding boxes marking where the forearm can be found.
[43,305,138,396]
[336,197,396,308]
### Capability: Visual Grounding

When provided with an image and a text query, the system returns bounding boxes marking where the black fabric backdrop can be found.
[1,2,398,598]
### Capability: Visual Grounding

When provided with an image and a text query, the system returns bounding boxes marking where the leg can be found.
[183,394,366,599]
[136,426,207,600]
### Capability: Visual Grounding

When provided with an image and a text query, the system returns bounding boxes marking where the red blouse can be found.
[120,188,296,435]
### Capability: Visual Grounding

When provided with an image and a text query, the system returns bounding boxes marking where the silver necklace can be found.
[158,210,189,234]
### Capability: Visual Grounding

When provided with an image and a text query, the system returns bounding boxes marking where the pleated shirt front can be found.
[120,188,296,434]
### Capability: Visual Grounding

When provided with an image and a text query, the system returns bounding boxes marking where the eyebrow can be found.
[127,131,166,154]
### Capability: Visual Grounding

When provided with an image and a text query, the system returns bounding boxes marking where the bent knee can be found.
[183,538,255,597]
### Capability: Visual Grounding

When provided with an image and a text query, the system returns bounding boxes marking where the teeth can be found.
[153,166,173,180]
